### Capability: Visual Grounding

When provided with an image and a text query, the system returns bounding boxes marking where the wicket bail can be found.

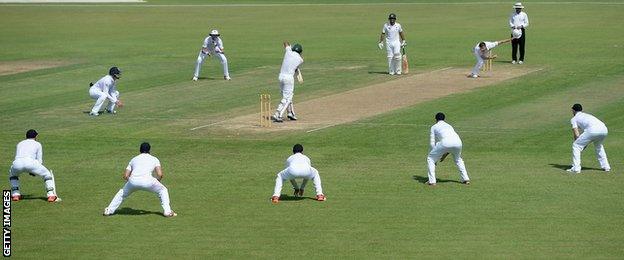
[260,93,271,127]
[482,50,493,72]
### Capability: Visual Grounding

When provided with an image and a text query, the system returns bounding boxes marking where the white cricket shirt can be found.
[91,75,118,103]
[382,22,403,43]
[126,153,161,180]
[203,36,224,53]
[279,46,303,76]
[509,11,529,28]
[285,153,311,168]
[14,139,43,163]
[571,112,607,132]
[430,121,461,148]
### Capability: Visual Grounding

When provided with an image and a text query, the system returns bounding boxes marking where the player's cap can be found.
[291,43,303,54]
[388,13,397,19]
[512,28,523,39]
[513,2,524,9]
[109,66,121,79]
[209,29,220,36]
[26,129,38,139]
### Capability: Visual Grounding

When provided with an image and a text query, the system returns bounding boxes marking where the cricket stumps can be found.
[482,50,493,72]
[260,93,271,127]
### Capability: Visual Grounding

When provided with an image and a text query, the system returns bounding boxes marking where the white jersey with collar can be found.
[571,112,607,132]
[279,46,303,76]
[202,36,224,53]
[509,11,529,28]
[430,121,461,148]
[92,75,118,103]
[14,139,43,163]
[382,22,403,43]
[126,153,161,180]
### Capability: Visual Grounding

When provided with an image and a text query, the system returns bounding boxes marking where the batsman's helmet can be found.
[291,43,303,54]
[388,13,397,19]
[209,29,220,36]
[109,66,121,79]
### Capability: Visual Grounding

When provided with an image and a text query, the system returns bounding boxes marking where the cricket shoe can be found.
[271,196,280,204]
[11,195,21,201]
[192,76,198,81]
[469,74,479,78]
[164,211,178,218]
[271,115,284,123]
[287,114,298,121]
[47,195,61,203]
[224,76,231,80]
[89,112,99,116]
[315,194,326,201]
[426,182,437,186]
[603,168,611,172]
[103,208,114,216]
[518,61,524,64]
[389,72,395,75]
[566,168,580,174]
[461,181,471,185]
[511,60,517,64]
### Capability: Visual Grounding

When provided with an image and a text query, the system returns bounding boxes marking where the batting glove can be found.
[378,42,383,49]
[401,40,407,47]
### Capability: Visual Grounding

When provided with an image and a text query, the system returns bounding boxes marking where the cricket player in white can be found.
[426,113,470,185]
[469,38,512,78]
[271,144,325,204]
[193,29,231,81]
[271,42,304,122]
[567,104,611,173]
[89,67,123,116]
[8,129,59,202]
[103,142,177,217]
[378,13,406,75]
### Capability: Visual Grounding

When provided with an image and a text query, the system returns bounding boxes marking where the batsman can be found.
[378,13,407,75]
[272,41,303,123]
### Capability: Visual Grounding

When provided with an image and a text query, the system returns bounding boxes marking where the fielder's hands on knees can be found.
[116,100,124,108]
[378,42,383,49]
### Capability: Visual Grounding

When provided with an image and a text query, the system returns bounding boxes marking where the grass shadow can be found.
[412,175,461,184]
[549,163,603,171]
[21,194,47,201]
[278,194,307,201]
[114,207,163,216]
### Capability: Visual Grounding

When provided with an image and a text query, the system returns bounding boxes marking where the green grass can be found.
[1,1,624,258]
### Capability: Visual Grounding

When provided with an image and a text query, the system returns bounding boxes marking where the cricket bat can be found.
[296,69,303,83]
[401,47,409,74]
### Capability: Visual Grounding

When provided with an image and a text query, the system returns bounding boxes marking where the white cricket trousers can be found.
[274,73,296,118]
[194,51,230,78]
[471,48,484,76]
[386,40,402,74]
[9,158,57,197]
[571,129,610,172]
[273,165,323,197]
[105,177,173,215]
[89,86,119,114]
[427,138,469,184]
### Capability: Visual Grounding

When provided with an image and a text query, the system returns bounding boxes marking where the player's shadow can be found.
[21,195,47,201]
[278,194,308,202]
[412,175,461,184]
[368,71,390,74]
[114,207,162,216]
[549,163,603,171]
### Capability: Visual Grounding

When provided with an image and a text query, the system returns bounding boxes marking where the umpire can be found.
[509,2,529,64]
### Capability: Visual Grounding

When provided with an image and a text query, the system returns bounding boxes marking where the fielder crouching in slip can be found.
[271,144,325,204]
[426,113,470,186]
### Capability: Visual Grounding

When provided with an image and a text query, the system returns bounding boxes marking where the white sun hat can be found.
[513,2,524,9]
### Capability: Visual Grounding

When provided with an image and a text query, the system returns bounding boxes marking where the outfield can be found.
[1,0,624,258]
